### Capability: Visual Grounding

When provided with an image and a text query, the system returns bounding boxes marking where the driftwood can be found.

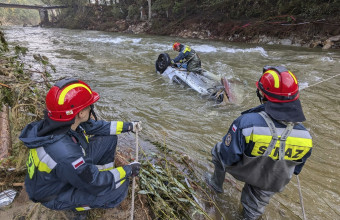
[323,34,340,49]
[0,104,11,160]
[0,182,24,186]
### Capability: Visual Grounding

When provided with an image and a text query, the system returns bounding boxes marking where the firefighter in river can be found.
[172,42,202,74]
[19,78,142,219]
[206,66,313,219]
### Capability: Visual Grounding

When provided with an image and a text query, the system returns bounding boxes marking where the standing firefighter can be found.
[19,78,142,218]
[206,66,313,219]
[172,42,202,74]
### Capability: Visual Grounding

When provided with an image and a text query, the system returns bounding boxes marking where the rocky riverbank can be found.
[80,17,340,49]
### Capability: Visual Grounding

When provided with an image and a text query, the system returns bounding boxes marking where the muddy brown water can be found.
[3,26,340,220]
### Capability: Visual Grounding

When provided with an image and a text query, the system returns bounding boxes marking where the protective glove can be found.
[131,121,142,132]
[171,59,176,67]
[128,161,141,177]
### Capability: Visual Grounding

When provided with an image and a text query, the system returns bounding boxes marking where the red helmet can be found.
[256,66,299,103]
[173,42,180,51]
[46,79,100,121]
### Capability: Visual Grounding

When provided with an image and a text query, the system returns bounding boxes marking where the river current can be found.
[3,26,340,220]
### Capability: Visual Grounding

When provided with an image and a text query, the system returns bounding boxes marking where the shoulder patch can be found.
[225,133,232,146]
[72,157,85,169]
[232,124,237,132]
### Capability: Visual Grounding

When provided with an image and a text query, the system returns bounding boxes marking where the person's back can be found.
[206,66,313,220]
[172,42,202,73]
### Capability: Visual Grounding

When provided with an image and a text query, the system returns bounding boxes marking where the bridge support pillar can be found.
[39,9,49,26]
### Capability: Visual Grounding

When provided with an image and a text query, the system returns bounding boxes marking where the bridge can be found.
[0,3,68,26]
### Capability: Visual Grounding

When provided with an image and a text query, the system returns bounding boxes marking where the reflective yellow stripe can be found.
[245,133,312,160]
[183,46,191,53]
[116,121,123,134]
[249,134,312,146]
[96,162,114,171]
[110,167,127,188]
[29,148,57,174]
[27,150,35,179]
[31,149,51,173]
[288,71,298,84]
[75,206,91,211]
[251,142,311,160]
[265,70,280,88]
[110,121,124,134]
[117,166,126,179]
[83,130,89,143]
[58,83,92,105]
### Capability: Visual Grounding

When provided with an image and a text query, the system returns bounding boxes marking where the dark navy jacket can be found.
[19,118,132,202]
[172,44,196,63]
[219,104,312,175]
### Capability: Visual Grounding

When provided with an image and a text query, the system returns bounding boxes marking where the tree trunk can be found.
[147,0,151,21]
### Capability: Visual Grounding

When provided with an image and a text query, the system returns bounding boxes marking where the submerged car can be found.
[155,53,234,103]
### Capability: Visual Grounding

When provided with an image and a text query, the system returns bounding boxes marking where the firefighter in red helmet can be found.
[20,78,142,218]
[206,66,313,219]
[172,42,202,73]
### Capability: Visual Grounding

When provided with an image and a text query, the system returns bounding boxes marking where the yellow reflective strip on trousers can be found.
[75,207,89,211]
[31,148,53,173]
[116,121,123,134]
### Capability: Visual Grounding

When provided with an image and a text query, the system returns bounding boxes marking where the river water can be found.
[3,26,340,219]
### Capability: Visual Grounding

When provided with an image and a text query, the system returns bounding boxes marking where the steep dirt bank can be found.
[59,16,340,49]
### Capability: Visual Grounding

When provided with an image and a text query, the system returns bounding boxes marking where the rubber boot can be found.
[205,165,226,193]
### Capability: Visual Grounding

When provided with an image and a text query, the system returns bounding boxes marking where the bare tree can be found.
[147,0,151,21]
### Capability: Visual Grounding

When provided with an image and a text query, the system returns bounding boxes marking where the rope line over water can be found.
[130,130,139,220]
[301,73,340,90]
[296,175,307,220]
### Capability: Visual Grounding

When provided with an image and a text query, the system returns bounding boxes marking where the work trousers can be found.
[187,54,202,73]
[43,135,129,211]
[211,143,275,219]
[241,183,275,220]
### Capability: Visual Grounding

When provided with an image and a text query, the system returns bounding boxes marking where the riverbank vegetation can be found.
[0,26,222,219]
[0,28,54,179]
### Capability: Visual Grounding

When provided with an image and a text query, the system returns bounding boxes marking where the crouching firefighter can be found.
[206,66,313,219]
[19,78,142,216]
[172,42,202,74]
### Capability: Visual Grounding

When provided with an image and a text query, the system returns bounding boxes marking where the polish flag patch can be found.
[72,157,85,169]
[232,124,237,132]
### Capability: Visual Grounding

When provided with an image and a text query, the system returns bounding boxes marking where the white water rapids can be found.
[3,26,340,220]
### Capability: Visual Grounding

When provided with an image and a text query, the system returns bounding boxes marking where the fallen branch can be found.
[0,82,11,88]
[0,182,24,186]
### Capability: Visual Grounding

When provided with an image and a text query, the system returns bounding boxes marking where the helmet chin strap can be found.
[256,89,267,104]
[89,104,98,121]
